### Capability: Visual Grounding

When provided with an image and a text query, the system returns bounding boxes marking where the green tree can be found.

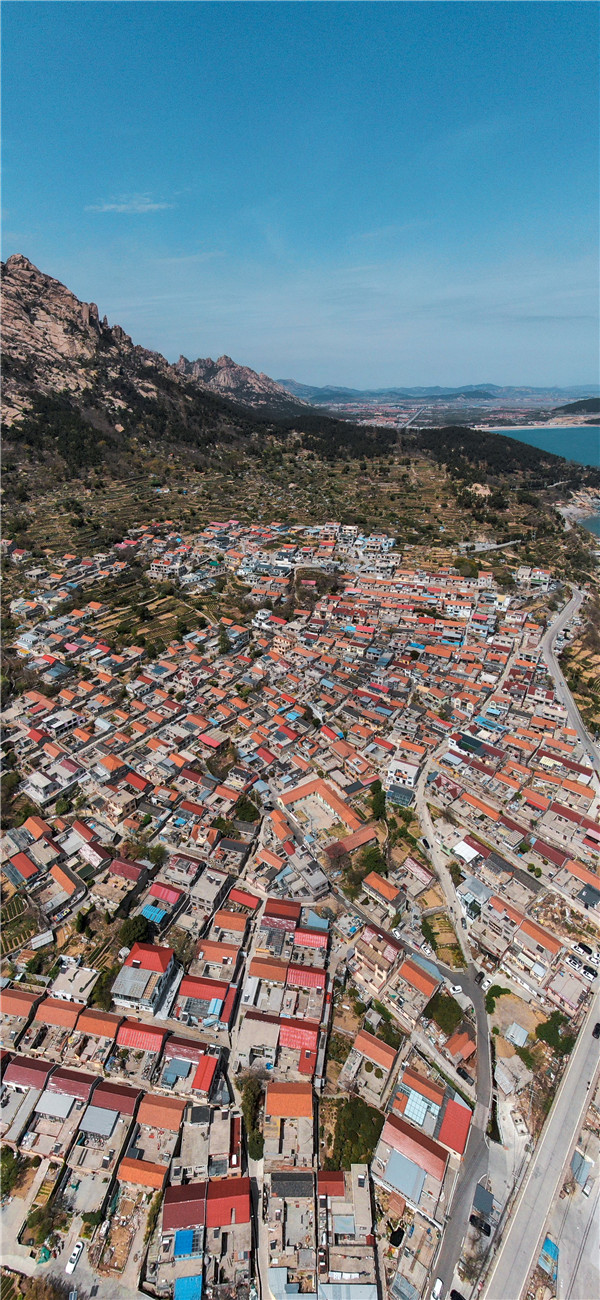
[247,1130,264,1161]
[370,779,386,821]
[0,1145,22,1195]
[91,965,119,1011]
[119,915,151,947]
[148,844,168,869]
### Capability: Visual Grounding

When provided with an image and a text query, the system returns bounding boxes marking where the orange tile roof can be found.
[265,1081,314,1118]
[354,1028,397,1070]
[117,1156,167,1189]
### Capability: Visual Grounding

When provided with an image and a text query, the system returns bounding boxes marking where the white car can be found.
[65,1240,84,1275]
[482,978,492,991]
[451,984,462,995]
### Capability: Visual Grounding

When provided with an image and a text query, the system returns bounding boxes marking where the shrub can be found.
[485,985,510,1014]
[247,1130,264,1160]
[424,991,462,1036]
[535,1011,576,1056]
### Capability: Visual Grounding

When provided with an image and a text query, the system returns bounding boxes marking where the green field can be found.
[1,915,37,957]
[2,895,26,924]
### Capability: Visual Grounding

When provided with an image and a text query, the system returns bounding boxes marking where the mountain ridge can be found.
[279,378,600,405]
[0,254,307,430]
[175,352,308,414]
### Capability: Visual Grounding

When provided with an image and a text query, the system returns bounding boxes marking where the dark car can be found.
[592,1022,600,1040]
[474,970,485,985]
[457,1067,474,1084]
[469,1215,491,1237]
[450,1292,467,1300]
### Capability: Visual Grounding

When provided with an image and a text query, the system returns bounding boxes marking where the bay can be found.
[486,425,600,469]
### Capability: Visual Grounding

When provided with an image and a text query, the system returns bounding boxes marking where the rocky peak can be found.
[176,350,308,412]
[2,252,308,428]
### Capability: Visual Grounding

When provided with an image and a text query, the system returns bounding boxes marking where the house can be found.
[111,943,176,1012]
[362,871,406,919]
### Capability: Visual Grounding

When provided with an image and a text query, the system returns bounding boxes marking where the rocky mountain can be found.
[0,254,305,433]
[176,353,307,414]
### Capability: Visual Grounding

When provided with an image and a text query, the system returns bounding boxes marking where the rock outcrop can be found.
[1,254,307,429]
[176,353,308,413]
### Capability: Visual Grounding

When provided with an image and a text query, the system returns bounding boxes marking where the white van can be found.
[431,1281,444,1300]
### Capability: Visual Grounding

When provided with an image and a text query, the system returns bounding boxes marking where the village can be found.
[1,515,599,1300]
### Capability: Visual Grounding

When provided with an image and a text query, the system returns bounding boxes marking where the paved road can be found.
[541,587,600,772]
[482,984,600,1300]
[412,767,494,1294]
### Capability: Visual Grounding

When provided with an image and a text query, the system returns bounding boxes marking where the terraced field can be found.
[1,913,38,957]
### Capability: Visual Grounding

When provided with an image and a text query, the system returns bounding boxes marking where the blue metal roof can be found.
[174,1230,195,1258]
[174,1274,203,1299]
[142,904,166,923]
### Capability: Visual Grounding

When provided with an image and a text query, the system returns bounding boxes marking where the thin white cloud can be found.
[85,193,174,214]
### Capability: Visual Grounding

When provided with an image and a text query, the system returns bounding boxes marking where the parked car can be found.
[65,1241,84,1275]
[450,1292,467,1300]
[592,1022,600,1039]
[474,970,485,985]
[581,967,596,982]
[451,984,462,994]
[469,1215,491,1237]
[457,1067,474,1084]
[482,978,492,991]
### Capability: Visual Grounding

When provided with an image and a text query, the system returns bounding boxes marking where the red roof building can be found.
[229,887,259,911]
[124,943,174,973]
[118,1156,167,1190]
[4,1055,54,1090]
[150,882,182,907]
[294,928,328,950]
[278,1019,319,1052]
[109,858,144,882]
[192,1056,218,1096]
[116,1020,166,1053]
[75,1008,122,1039]
[137,1094,186,1131]
[381,1114,447,1182]
[93,1081,141,1115]
[0,988,40,1020]
[437,1099,472,1156]
[34,998,80,1030]
[47,1068,95,1100]
[286,964,326,990]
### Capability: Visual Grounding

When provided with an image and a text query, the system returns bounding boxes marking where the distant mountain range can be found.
[279,379,600,406]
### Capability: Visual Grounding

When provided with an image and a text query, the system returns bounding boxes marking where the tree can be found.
[75,910,88,934]
[247,1130,264,1160]
[148,843,168,869]
[1,1144,22,1195]
[235,795,260,823]
[119,915,151,947]
[91,965,119,1010]
[218,626,231,654]
[370,780,386,821]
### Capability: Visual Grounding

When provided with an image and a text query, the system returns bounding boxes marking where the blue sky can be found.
[2,2,598,386]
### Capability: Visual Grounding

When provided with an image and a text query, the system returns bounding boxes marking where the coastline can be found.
[475,419,598,431]
[557,489,600,529]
